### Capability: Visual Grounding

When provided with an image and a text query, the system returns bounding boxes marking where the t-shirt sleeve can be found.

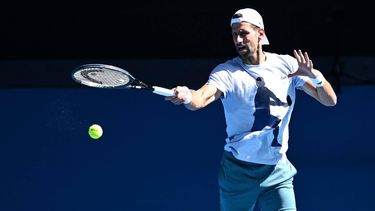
[207,64,233,97]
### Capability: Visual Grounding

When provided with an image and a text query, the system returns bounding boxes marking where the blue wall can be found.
[1,84,374,210]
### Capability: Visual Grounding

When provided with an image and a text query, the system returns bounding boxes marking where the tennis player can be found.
[165,8,337,211]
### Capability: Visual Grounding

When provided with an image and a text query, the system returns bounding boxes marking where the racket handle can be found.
[152,86,175,96]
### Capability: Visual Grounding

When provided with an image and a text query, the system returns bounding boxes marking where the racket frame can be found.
[72,64,175,96]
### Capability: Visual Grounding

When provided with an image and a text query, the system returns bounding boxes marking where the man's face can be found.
[231,22,262,58]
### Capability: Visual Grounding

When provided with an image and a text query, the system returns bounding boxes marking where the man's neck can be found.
[242,50,266,65]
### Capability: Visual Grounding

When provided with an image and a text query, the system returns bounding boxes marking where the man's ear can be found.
[258,28,266,42]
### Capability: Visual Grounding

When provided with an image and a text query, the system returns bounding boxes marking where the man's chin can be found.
[238,51,250,59]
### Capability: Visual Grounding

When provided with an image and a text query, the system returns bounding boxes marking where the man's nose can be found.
[235,35,243,43]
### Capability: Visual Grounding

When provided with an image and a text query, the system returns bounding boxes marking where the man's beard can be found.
[238,48,251,60]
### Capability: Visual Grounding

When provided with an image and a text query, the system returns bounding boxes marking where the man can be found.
[165,8,337,211]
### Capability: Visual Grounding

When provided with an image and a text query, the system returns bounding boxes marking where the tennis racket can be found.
[71,64,175,96]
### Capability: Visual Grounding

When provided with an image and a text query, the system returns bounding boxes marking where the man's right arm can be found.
[165,83,222,111]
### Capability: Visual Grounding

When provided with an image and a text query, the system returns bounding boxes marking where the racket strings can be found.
[78,69,131,87]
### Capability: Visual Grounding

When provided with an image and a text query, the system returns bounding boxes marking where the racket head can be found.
[72,64,135,88]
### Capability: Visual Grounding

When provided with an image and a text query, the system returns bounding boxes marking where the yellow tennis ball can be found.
[88,124,103,139]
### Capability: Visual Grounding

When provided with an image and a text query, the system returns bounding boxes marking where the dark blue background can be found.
[1,1,374,210]
[1,82,374,210]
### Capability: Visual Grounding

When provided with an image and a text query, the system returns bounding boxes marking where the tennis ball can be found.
[88,124,103,139]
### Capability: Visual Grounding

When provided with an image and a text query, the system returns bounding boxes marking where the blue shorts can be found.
[219,151,297,211]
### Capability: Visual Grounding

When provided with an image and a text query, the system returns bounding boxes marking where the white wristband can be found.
[310,73,326,87]
[183,91,192,104]
[178,86,192,104]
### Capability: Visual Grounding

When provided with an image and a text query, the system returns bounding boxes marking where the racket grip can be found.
[152,86,175,96]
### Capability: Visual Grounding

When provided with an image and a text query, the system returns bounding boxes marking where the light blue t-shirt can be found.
[208,52,308,165]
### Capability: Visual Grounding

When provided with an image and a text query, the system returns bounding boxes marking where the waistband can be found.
[222,151,271,167]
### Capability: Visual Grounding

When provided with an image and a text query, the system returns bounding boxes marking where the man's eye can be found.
[232,31,248,38]
[239,31,248,37]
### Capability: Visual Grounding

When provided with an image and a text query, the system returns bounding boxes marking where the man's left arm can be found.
[302,75,337,106]
[289,49,337,106]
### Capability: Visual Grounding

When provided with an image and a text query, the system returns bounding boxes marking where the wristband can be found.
[183,91,192,104]
[178,86,192,104]
[310,73,325,87]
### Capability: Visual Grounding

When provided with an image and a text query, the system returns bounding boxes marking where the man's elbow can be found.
[323,96,337,106]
